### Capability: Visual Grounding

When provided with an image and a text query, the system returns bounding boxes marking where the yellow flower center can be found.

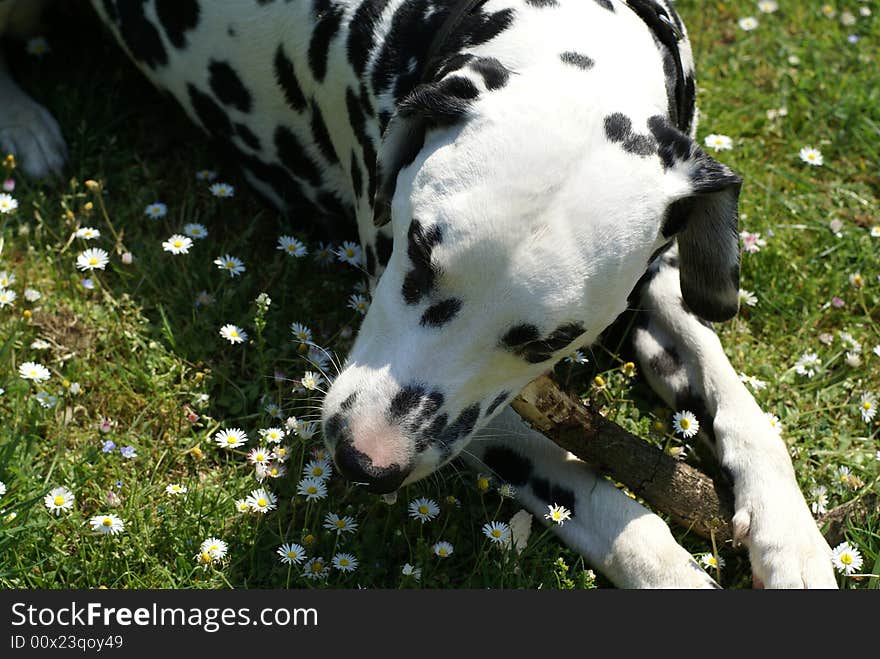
[311,562,324,573]
[340,559,350,566]
[227,437,236,444]
[257,498,267,507]
[680,418,691,429]
[418,505,428,515]
[862,402,872,410]
[226,261,235,268]
[491,529,502,538]
[335,520,346,528]
[200,552,212,563]
[88,257,98,266]
[439,549,448,556]
[53,496,65,506]
[307,486,317,494]
[102,518,113,526]
[313,467,323,476]
[477,478,489,491]
[287,551,297,558]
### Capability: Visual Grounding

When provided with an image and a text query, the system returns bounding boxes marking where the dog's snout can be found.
[334,442,407,494]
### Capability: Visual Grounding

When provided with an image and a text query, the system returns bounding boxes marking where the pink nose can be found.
[334,442,407,494]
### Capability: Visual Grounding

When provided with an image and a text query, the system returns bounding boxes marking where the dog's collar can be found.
[623,0,689,131]
[420,0,490,83]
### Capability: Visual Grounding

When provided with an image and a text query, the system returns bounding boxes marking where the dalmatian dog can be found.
[0,0,836,588]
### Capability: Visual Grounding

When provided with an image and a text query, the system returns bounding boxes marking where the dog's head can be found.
[322,55,741,493]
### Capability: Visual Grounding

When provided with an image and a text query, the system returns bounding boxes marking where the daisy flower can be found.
[799,146,823,166]
[757,1,778,13]
[76,248,109,271]
[432,541,454,558]
[740,231,767,253]
[297,477,328,501]
[408,497,440,523]
[831,541,863,576]
[332,553,358,572]
[290,322,313,344]
[848,272,864,289]
[672,410,700,438]
[35,392,58,408]
[44,486,75,515]
[324,512,358,535]
[277,542,307,565]
[162,234,193,255]
[738,16,759,30]
[89,513,125,535]
[246,488,277,513]
[858,392,877,423]
[0,481,6,496]
[259,427,285,443]
[544,503,572,525]
[303,458,332,480]
[738,289,758,307]
[271,445,290,462]
[262,463,287,479]
[314,242,336,266]
[302,557,329,580]
[195,169,217,181]
[209,182,235,198]
[482,521,511,544]
[0,193,19,213]
[75,227,101,240]
[699,553,726,569]
[19,362,50,382]
[348,293,370,314]
[301,371,323,391]
[277,235,308,257]
[165,483,187,496]
[565,350,589,364]
[296,421,319,441]
[214,254,246,277]
[794,352,821,378]
[183,223,208,239]
[498,483,517,499]
[234,498,250,513]
[704,134,733,152]
[219,324,248,344]
[247,446,273,466]
[739,372,766,391]
[870,226,880,238]
[201,537,228,559]
[0,271,15,287]
[811,486,828,515]
[845,352,862,368]
[766,413,783,435]
[401,563,422,580]
[213,427,248,449]
[144,202,167,218]
[0,289,16,307]
[337,241,363,266]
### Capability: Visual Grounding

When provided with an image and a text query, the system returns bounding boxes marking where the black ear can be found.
[663,156,742,322]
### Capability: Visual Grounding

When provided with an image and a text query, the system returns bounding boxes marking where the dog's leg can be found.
[463,406,719,589]
[0,0,67,179]
[632,244,836,588]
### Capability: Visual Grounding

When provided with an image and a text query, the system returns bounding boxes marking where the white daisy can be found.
[347,293,370,314]
[259,427,286,444]
[332,552,358,572]
[794,352,821,378]
[165,483,187,496]
[234,498,250,513]
[23,287,40,302]
[297,477,328,501]
[209,182,235,198]
[738,16,759,30]
[76,248,109,271]
[482,521,511,544]
[290,322,313,344]
[277,542,306,565]
[201,537,228,559]
[213,254,246,277]
[0,289,16,307]
[766,412,783,435]
[19,361,51,382]
[337,241,363,266]
[195,169,217,181]
[44,486,75,515]
[672,410,700,438]
[300,371,323,391]
[799,146,823,166]
[162,234,193,255]
[247,446,272,466]
[858,392,877,423]
[0,271,14,288]
[75,227,101,240]
[303,458,332,480]
[757,1,778,13]
[0,481,6,496]
[302,557,329,580]
[89,513,125,535]
[277,235,308,257]
[811,486,828,516]
[699,552,726,569]
[213,427,248,449]
[564,350,589,364]
[245,488,277,513]
[144,202,167,218]
[183,223,208,239]
[296,421,319,441]
[401,563,422,580]
[544,503,572,525]
[0,193,19,214]
[323,512,358,535]
[739,372,767,391]
[738,289,758,307]
[704,134,733,152]
[219,324,248,344]
[432,541,454,558]
[831,541,863,576]
[408,497,440,523]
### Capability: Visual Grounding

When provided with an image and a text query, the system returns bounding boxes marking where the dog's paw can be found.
[732,479,836,589]
[0,93,67,179]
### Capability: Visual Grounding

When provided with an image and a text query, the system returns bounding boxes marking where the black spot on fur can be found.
[399,75,480,127]
[187,83,233,137]
[661,197,693,237]
[274,126,322,187]
[309,0,345,82]
[365,244,376,275]
[649,346,682,377]
[484,446,533,486]
[503,323,586,364]
[340,391,358,412]
[155,0,199,49]
[389,384,427,422]
[234,123,261,151]
[486,391,509,416]
[274,45,307,112]
[437,403,481,449]
[209,60,252,113]
[115,0,167,69]
[346,88,378,202]
[420,298,462,327]
[350,152,364,199]
[526,0,559,7]
[595,0,615,11]
[310,102,339,164]
[604,113,657,156]
[501,324,541,349]
[347,0,392,76]
[560,51,594,70]
[470,57,509,90]
[648,115,692,170]
[402,220,442,304]
[376,232,393,267]
[531,477,577,515]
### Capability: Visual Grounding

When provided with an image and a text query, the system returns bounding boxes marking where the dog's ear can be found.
[651,117,743,322]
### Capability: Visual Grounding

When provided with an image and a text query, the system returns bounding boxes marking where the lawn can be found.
[0,0,877,589]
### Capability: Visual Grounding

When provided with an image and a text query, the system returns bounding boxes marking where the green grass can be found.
[0,0,877,589]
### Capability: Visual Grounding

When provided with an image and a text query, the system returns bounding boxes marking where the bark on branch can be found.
[512,375,874,546]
